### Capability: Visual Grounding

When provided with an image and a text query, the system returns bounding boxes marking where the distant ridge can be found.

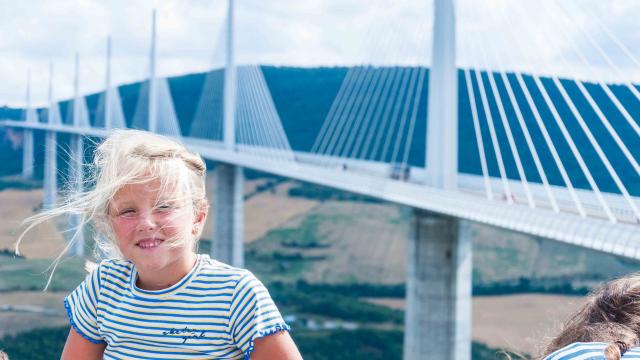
[1,66,638,195]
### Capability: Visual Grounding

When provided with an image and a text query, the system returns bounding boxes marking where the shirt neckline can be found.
[129,254,204,298]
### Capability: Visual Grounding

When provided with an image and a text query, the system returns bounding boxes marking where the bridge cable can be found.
[322,66,371,162]
[380,67,414,163]
[390,16,431,166]
[359,66,402,161]
[312,0,386,159]
[370,68,408,162]
[400,67,427,169]
[349,65,395,160]
[249,65,291,162]
[354,22,417,163]
[476,33,535,208]
[508,0,615,221]
[554,0,640,107]
[477,4,559,210]
[487,2,562,210]
[240,67,265,157]
[516,0,639,220]
[342,66,387,159]
[253,65,295,161]
[311,67,358,154]
[334,66,382,160]
[236,67,256,157]
[540,1,640,173]
[313,67,362,157]
[240,67,270,155]
[533,3,640,220]
[461,58,494,200]
[327,35,393,161]
[495,1,587,218]
[390,66,421,165]
[468,45,514,203]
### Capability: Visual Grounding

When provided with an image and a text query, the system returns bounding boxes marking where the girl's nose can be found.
[136,212,157,231]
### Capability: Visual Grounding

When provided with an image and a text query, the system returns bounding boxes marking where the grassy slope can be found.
[246,187,640,287]
[0,256,86,292]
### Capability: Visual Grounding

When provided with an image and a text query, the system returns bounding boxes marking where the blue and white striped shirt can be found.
[64,254,290,359]
[545,342,640,359]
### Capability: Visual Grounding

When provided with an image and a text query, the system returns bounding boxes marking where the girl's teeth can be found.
[138,240,162,248]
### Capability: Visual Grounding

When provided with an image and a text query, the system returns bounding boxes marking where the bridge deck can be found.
[2,120,639,260]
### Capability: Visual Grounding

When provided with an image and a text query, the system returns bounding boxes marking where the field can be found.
[0,189,67,259]
[365,294,587,356]
[200,175,320,243]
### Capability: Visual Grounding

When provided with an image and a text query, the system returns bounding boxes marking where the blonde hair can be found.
[542,274,640,360]
[15,129,209,288]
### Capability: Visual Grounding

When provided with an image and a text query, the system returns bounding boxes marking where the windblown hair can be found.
[542,274,640,360]
[15,130,209,288]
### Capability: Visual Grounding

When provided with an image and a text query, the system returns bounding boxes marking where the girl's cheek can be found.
[112,218,137,233]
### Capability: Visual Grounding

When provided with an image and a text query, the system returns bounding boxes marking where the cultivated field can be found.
[0,189,67,259]
[200,175,320,243]
[0,291,68,338]
[365,294,588,357]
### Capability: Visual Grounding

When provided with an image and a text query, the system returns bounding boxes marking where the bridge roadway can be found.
[3,119,639,261]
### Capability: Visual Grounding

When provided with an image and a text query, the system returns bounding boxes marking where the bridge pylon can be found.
[406,0,470,358]
[43,62,59,210]
[22,71,35,180]
[404,211,471,360]
[212,163,244,267]
[67,52,86,257]
[211,0,244,267]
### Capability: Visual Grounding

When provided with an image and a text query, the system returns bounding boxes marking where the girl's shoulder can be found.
[87,258,134,282]
[544,342,640,360]
[197,254,250,275]
[99,258,134,272]
[196,254,260,284]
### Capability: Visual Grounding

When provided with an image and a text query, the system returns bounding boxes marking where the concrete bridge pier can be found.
[211,163,244,267]
[22,129,34,179]
[67,135,85,256]
[43,131,57,209]
[404,210,472,360]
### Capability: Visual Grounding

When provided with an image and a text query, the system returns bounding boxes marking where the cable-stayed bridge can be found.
[1,0,639,359]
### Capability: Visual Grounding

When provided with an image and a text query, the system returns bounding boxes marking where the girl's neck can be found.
[135,252,198,291]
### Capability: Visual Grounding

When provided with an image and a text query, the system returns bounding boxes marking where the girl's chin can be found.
[134,258,169,271]
[130,250,195,271]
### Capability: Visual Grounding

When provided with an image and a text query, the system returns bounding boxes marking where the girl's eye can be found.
[156,204,173,212]
[119,209,135,217]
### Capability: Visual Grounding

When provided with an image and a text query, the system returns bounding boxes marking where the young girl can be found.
[542,274,640,360]
[18,130,301,359]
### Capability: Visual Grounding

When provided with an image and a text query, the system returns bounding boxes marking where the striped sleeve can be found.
[63,266,105,344]
[544,342,607,360]
[228,271,290,358]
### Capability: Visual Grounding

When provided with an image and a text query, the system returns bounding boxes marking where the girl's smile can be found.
[136,238,164,249]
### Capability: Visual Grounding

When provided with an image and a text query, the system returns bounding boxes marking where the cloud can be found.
[0,0,637,107]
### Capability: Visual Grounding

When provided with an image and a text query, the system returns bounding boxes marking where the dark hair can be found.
[542,274,640,359]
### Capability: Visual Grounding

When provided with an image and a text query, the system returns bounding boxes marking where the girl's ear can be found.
[192,208,207,234]
[194,211,206,226]
[193,209,207,226]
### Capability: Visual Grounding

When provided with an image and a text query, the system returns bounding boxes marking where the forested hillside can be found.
[2,67,639,195]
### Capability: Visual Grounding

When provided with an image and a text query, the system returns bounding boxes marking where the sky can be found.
[0,0,638,107]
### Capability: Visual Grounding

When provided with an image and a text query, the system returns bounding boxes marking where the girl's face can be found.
[108,178,203,275]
